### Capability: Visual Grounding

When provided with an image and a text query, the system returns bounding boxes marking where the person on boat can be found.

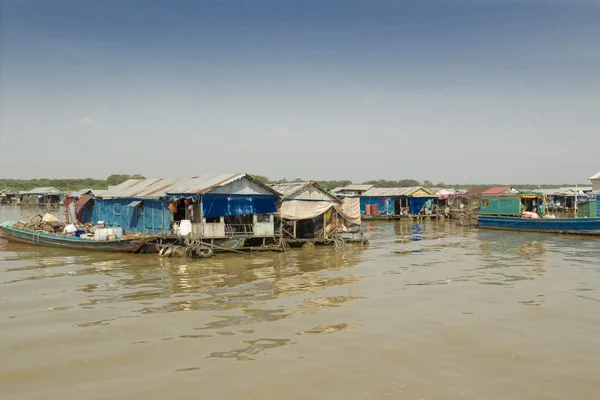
[68,199,77,223]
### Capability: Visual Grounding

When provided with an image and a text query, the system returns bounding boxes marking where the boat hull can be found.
[0,226,146,252]
[477,216,600,235]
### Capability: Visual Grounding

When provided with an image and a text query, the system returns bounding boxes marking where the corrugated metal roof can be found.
[481,186,514,195]
[361,186,433,197]
[269,182,313,197]
[91,189,107,197]
[1,189,16,194]
[342,184,375,191]
[590,172,600,180]
[466,187,490,195]
[539,188,559,196]
[19,187,63,195]
[68,188,94,197]
[269,181,337,201]
[559,186,592,192]
[98,173,277,199]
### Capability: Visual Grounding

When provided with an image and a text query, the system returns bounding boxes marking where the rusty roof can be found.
[269,181,338,201]
[466,187,490,195]
[481,186,515,195]
[98,173,277,199]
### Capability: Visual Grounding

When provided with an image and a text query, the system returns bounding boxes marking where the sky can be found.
[1,0,599,184]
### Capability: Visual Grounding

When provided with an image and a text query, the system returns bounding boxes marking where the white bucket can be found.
[180,220,192,236]
[114,227,123,238]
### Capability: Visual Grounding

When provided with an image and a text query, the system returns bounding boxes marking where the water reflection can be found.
[208,338,296,361]
[1,244,366,332]
[4,215,600,397]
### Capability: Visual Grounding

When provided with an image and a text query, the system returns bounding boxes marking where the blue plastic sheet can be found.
[360,197,395,214]
[202,194,278,218]
[409,197,428,214]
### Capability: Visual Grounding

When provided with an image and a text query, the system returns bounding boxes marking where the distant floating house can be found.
[0,189,16,204]
[269,181,361,242]
[359,186,435,217]
[19,187,65,206]
[543,187,592,211]
[92,174,280,241]
[590,172,600,192]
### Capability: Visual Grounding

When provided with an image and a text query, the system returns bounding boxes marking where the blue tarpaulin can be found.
[409,197,428,214]
[360,197,395,214]
[202,194,278,218]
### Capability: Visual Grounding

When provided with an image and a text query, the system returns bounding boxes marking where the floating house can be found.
[91,174,280,240]
[429,188,460,213]
[540,187,591,211]
[0,189,16,204]
[479,192,546,217]
[590,172,600,192]
[359,186,435,218]
[19,187,65,206]
[269,181,361,242]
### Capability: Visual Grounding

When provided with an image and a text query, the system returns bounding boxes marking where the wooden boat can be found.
[477,215,600,235]
[0,225,147,252]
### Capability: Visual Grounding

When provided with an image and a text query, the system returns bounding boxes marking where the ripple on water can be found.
[208,338,296,361]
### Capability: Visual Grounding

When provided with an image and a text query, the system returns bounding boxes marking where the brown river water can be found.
[1,205,600,399]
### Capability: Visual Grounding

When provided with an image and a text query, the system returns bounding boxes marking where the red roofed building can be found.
[466,187,490,195]
[481,186,518,196]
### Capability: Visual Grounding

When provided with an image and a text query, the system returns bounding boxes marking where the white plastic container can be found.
[106,228,115,236]
[114,227,123,238]
[95,229,108,241]
[179,220,192,236]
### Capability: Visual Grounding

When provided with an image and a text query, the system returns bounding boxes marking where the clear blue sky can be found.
[1,0,599,184]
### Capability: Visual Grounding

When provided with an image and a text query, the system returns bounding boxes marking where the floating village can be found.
[2,171,600,257]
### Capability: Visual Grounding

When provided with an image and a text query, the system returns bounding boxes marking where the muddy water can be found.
[2,205,600,399]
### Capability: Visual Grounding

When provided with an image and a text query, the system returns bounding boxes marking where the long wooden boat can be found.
[0,225,147,252]
[477,215,600,235]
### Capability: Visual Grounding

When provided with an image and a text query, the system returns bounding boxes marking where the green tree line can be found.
[2,174,587,193]
[252,175,589,191]
[0,174,145,192]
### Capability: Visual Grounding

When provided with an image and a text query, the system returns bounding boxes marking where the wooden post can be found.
[323,212,327,239]
[293,220,297,238]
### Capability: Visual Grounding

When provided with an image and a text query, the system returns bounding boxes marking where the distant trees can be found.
[251,175,271,184]
[423,180,434,187]
[363,179,421,188]
[317,180,352,190]
[106,174,132,186]
[0,174,146,193]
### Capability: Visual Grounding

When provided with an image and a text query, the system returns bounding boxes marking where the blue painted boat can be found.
[477,215,600,235]
[0,224,148,253]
